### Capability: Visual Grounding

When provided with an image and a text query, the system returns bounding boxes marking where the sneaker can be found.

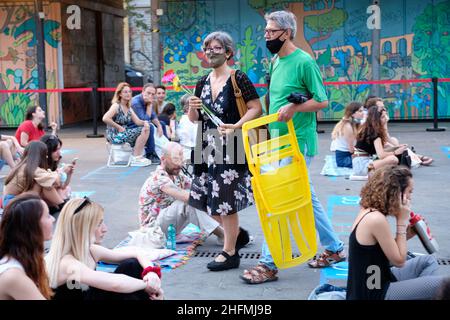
[130,156,152,167]
[149,153,161,165]
[307,249,346,268]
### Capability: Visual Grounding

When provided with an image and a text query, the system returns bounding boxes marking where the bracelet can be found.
[396,224,407,227]
[396,231,407,236]
[141,265,162,279]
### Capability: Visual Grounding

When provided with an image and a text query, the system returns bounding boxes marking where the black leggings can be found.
[84,258,148,300]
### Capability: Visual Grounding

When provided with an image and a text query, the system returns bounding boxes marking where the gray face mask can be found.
[206,52,227,68]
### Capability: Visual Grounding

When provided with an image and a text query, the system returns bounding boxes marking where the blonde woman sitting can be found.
[330,102,364,168]
[45,197,163,300]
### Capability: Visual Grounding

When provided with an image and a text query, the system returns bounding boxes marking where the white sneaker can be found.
[130,156,152,167]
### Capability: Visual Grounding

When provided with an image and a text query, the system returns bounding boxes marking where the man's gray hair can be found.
[180,93,193,113]
[264,10,297,40]
[203,31,234,60]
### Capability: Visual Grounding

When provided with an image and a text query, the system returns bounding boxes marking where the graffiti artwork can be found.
[159,0,450,121]
[0,4,61,127]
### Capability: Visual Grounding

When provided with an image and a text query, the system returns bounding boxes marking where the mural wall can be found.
[159,0,450,121]
[0,3,62,127]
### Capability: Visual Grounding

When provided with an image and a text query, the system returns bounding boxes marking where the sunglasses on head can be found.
[74,196,91,215]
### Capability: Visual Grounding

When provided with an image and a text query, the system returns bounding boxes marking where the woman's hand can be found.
[188,96,203,110]
[143,272,161,295]
[50,122,58,132]
[406,225,416,240]
[397,196,412,225]
[117,126,126,133]
[149,288,164,300]
[218,123,237,136]
[394,144,408,155]
[63,163,75,175]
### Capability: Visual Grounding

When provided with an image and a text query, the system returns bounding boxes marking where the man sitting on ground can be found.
[138,142,224,242]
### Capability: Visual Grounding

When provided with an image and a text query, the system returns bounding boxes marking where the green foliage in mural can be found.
[412,1,450,78]
[305,7,347,45]
[412,1,450,117]
[0,93,32,126]
[236,26,257,74]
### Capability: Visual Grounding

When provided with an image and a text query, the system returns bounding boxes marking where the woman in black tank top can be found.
[347,165,422,300]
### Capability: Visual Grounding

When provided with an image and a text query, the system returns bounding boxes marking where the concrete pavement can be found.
[1,121,449,299]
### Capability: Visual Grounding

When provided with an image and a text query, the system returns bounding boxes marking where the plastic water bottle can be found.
[409,212,439,254]
[166,224,176,250]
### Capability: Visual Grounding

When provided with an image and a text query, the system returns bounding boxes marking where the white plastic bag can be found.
[152,124,170,159]
[128,219,166,249]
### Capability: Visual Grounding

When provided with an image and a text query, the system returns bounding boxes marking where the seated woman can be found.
[158,103,177,141]
[330,102,364,168]
[352,102,405,176]
[102,82,152,167]
[40,134,75,201]
[0,134,24,169]
[45,197,164,300]
[365,97,433,166]
[0,193,55,300]
[347,165,445,300]
[3,141,64,210]
[15,106,57,147]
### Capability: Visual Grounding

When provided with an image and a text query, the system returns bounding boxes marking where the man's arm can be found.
[131,98,151,121]
[277,99,327,122]
[160,184,190,203]
[151,112,164,137]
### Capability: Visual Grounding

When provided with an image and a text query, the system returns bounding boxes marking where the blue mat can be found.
[320,154,353,177]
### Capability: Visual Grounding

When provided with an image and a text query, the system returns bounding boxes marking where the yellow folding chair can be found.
[242,114,317,269]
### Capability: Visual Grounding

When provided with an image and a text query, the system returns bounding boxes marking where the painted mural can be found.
[159,0,450,121]
[0,3,62,127]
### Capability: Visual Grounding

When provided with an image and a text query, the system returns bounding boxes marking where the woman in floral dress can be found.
[103,82,152,167]
[188,31,262,271]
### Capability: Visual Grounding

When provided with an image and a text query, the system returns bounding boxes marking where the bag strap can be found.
[230,69,247,118]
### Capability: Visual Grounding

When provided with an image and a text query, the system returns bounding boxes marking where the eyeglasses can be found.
[203,46,224,54]
[264,29,286,36]
[74,196,91,215]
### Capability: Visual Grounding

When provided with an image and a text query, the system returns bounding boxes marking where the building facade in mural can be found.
[159,0,450,121]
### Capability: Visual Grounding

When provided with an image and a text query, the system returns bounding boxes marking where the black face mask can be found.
[266,31,286,54]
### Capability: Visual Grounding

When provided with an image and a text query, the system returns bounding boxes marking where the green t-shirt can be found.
[268,48,328,156]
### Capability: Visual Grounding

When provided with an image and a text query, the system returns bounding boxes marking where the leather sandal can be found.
[240,264,278,284]
[207,251,240,271]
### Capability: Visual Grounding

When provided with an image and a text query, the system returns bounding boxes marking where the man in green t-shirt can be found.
[240,10,345,285]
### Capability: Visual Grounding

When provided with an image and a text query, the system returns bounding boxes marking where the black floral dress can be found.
[188,70,259,216]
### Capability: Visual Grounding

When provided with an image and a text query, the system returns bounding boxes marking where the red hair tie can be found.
[141,265,162,279]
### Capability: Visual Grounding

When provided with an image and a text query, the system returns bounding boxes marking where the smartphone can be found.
[72,157,79,165]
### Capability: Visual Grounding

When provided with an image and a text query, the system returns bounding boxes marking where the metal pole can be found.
[87,86,104,138]
[34,0,48,126]
[371,0,381,98]
[426,77,446,132]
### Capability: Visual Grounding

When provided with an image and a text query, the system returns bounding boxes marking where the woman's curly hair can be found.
[360,165,412,216]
